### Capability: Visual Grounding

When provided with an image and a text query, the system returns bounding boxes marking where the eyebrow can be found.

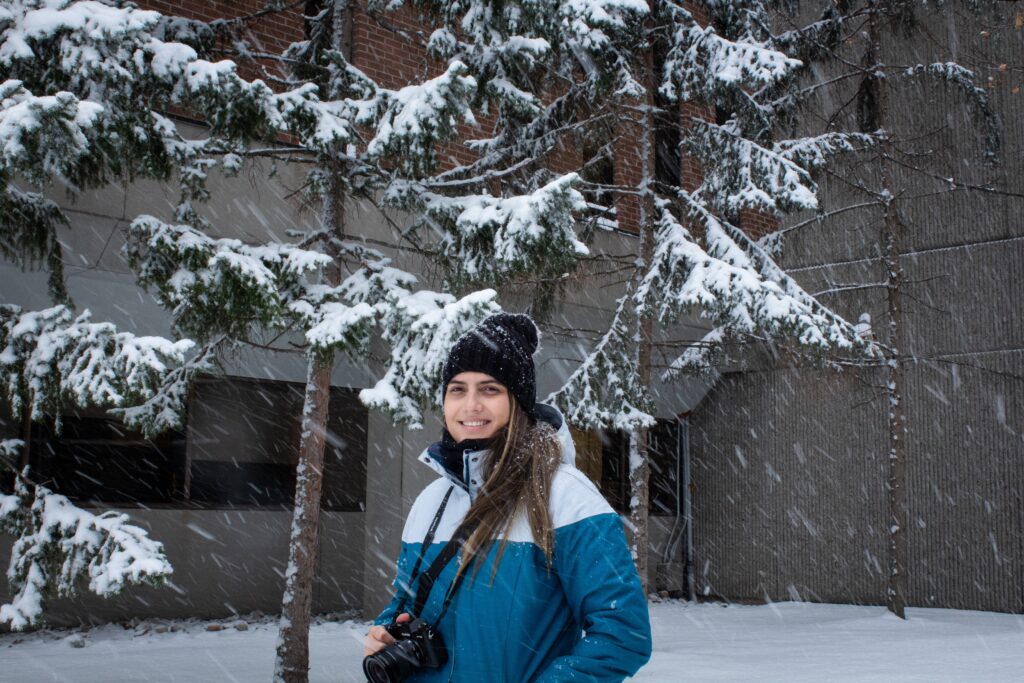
[447,380,503,387]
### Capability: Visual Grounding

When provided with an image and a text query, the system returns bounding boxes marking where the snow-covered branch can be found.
[360,289,500,426]
[545,286,655,431]
[357,61,478,175]
[0,441,172,631]
[126,216,332,339]
[0,79,104,186]
[640,197,883,377]
[389,173,588,285]
[660,327,725,381]
[687,118,822,214]
[288,242,500,424]
[659,1,801,102]
[110,336,225,438]
[0,186,69,302]
[901,62,999,159]
[0,304,195,430]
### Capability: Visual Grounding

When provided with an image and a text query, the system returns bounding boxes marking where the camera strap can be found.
[393,484,455,620]
[396,483,481,627]
[412,517,476,622]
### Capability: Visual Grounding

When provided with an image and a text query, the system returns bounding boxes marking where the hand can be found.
[363,613,411,657]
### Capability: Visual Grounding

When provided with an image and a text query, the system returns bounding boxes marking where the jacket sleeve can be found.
[535,511,653,682]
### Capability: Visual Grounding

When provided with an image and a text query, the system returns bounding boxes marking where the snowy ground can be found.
[1,601,1022,682]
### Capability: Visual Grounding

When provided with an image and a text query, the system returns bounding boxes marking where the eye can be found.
[447,385,464,395]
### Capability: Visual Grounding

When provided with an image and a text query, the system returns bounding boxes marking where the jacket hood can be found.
[418,403,576,496]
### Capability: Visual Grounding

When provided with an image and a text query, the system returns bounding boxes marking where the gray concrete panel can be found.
[902,236,1024,357]
[691,367,889,605]
[905,349,1024,613]
[361,407,412,619]
[0,509,363,628]
[690,351,1024,612]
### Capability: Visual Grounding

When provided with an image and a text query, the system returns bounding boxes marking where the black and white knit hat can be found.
[442,313,540,419]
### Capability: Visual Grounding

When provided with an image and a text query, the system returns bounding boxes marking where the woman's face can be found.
[443,372,511,442]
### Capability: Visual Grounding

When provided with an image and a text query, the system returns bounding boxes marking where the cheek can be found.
[442,399,457,423]
[491,396,511,425]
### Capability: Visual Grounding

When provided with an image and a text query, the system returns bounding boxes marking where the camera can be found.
[362,617,448,683]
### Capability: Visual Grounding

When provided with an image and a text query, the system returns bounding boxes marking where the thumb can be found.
[396,612,411,623]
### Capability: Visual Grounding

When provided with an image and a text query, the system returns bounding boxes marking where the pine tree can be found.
[761,0,1007,618]
[1,1,601,680]
[509,1,888,593]
[0,0,248,627]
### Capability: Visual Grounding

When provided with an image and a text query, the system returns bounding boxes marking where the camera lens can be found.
[363,656,394,683]
[362,639,421,683]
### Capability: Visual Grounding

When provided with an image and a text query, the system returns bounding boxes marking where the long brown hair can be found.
[456,399,562,581]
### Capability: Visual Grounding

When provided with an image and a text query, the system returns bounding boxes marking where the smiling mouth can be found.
[460,420,490,428]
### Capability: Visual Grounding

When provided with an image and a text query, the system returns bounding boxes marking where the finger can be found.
[395,613,411,623]
[368,626,395,645]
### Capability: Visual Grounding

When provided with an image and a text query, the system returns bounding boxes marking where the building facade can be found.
[2,1,1020,630]
[688,3,1024,613]
[0,0,704,626]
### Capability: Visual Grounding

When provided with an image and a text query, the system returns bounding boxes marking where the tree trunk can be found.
[627,428,651,595]
[273,172,343,682]
[273,170,346,683]
[869,4,909,619]
[273,4,352,679]
[19,402,31,470]
[273,355,334,683]
[626,27,658,596]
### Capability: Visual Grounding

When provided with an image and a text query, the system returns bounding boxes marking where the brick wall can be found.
[140,0,304,56]
[141,1,771,240]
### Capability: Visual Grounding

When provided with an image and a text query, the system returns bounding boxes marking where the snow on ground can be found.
[1,601,1022,682]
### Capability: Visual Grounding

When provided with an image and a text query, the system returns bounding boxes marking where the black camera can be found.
[362,617,448,683]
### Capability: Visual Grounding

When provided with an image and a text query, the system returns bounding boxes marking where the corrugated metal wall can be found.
[690,3,1023,613]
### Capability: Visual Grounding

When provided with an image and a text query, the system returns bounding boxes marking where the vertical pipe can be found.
[682,416,694,601]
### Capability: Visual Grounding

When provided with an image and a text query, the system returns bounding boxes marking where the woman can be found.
[364,313,652,682]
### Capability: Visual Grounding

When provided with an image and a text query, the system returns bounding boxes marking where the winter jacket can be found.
[374,404,652,682]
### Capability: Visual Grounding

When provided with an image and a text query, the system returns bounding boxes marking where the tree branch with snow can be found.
[0,440,173,631]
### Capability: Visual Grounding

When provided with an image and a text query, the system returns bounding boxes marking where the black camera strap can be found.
[428,549,472,626]
[408,486,454,582]
[411,518,475,622]
[394,483,481,627]
[393,485,455,619]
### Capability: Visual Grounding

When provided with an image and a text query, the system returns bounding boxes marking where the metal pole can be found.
[682,416,695,601]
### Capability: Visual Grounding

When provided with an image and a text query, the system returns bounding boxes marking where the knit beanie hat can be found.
[442,313,540,419]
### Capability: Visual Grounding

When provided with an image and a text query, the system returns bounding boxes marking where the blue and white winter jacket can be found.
[375,404,652,682]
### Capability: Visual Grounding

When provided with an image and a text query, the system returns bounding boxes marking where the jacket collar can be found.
[418,403,576,499]
[419,440,488,498]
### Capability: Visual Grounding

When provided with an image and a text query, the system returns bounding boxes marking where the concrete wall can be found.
[0,510,364,627]
[689,2,1024,612]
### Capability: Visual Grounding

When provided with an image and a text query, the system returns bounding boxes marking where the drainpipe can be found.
[682,416,695,601]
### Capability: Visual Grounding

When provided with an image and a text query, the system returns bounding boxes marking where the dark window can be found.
[1,376,368,510]
[1,398,21,493]
[648,419,683,516]
[321,387,369,511]
[653,34,681,191]
[572,419,684,515]
[187,376,367,511]
[577,114,618,232]
[598,429,630,512]
[27,408,186,505]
